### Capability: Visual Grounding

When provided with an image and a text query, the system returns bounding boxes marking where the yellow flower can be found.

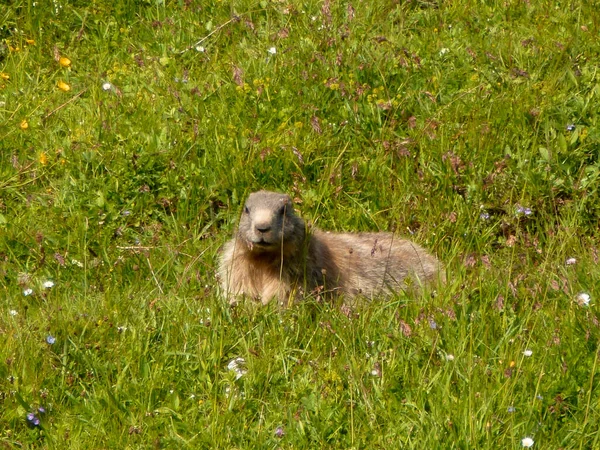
[59,56,71,68]
[0,73,9,80]
[57,80,71,92]
[39,152,48,165]
[20,119,29,130]
[26,38,35,45]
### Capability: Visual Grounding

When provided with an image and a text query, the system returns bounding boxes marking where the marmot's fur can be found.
[218,190,444,305]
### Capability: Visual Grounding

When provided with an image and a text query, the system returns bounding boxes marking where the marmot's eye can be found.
[244,206,249,214]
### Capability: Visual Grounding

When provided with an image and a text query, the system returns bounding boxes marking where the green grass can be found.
[1,0,600,447]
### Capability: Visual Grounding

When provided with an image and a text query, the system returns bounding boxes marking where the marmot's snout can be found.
[240,193,290,250]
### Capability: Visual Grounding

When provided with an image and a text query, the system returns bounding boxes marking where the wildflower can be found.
[102,82,113,91]
[26,412,41,427]
[195,45,205,52]
[71,259,84,268]
[565,257,577,266]
[446,354,455,361]
[38,407,46,414]
[39,152,48,165]
[46,335,56,345]
[507,406,516,413]
[566,124,575,132]
[57,80,71,92]
[0,72,9,80]
[536,394,543,400]
[274,426,285,438]
[516,206,532,216]
[20,119,29,130]
[523,349,533,357]
[521,437,534,447]
[575,292,591,306]
[59,56,71,68]
[9,309,18,316]
[267,47,277,55]
[42,280,54,289]
[480,211,490,221]
[370,362,382,377]
[26,39,35,45]
[428,318,438,330]
[439,48,449,56]
[227,357,247,380]
[23,288,33,296]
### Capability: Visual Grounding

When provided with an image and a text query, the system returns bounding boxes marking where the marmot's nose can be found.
[255,223,271,233]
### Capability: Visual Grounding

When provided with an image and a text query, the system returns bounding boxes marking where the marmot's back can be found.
[218,191,444,305]
[311,231,443,297]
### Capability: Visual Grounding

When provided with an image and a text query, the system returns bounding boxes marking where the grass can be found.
[1,0,600,447]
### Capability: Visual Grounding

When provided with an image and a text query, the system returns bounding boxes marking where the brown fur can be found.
[218,190,444,305]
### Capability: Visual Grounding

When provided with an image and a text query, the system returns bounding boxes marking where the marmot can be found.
[218,190,444,305]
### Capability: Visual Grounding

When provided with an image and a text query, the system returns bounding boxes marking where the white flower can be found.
[9,309,18,316]
[42,280,54,289]
[439,47,450,56]
[446,354,455,361]
[565,257,577,265]
[267,47,277,55]
[227,357,247,380]
[521,437,534,447]
[102,82,113,91]
[195,45,205,52]
[71,259,84,267]
[23,288,33,296]
[523,349,533,357]
[575,292,591,306]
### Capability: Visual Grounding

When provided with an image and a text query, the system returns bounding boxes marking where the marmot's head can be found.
[237,191,305,256]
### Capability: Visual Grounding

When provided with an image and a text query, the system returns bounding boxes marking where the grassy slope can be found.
[1,0,600,447]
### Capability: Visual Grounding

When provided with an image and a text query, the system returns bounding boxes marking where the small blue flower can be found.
[566,124,575,132]
[516,206,532,216]
[428,318,438,330]
[480,211,490,221]
[38,407,46,414]
[46,335,56,345]
[26,412,41,427]
[507,406,516,413]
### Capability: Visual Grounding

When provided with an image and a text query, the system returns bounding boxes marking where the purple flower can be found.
[38,407,46,414]
[274,426,285,438]
[480,211,490,221]
[428,318,438,330]
[516,206,532,216]
[26,412,41,427]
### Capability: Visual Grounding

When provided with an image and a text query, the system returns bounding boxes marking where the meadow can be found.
[1,0,600,447]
